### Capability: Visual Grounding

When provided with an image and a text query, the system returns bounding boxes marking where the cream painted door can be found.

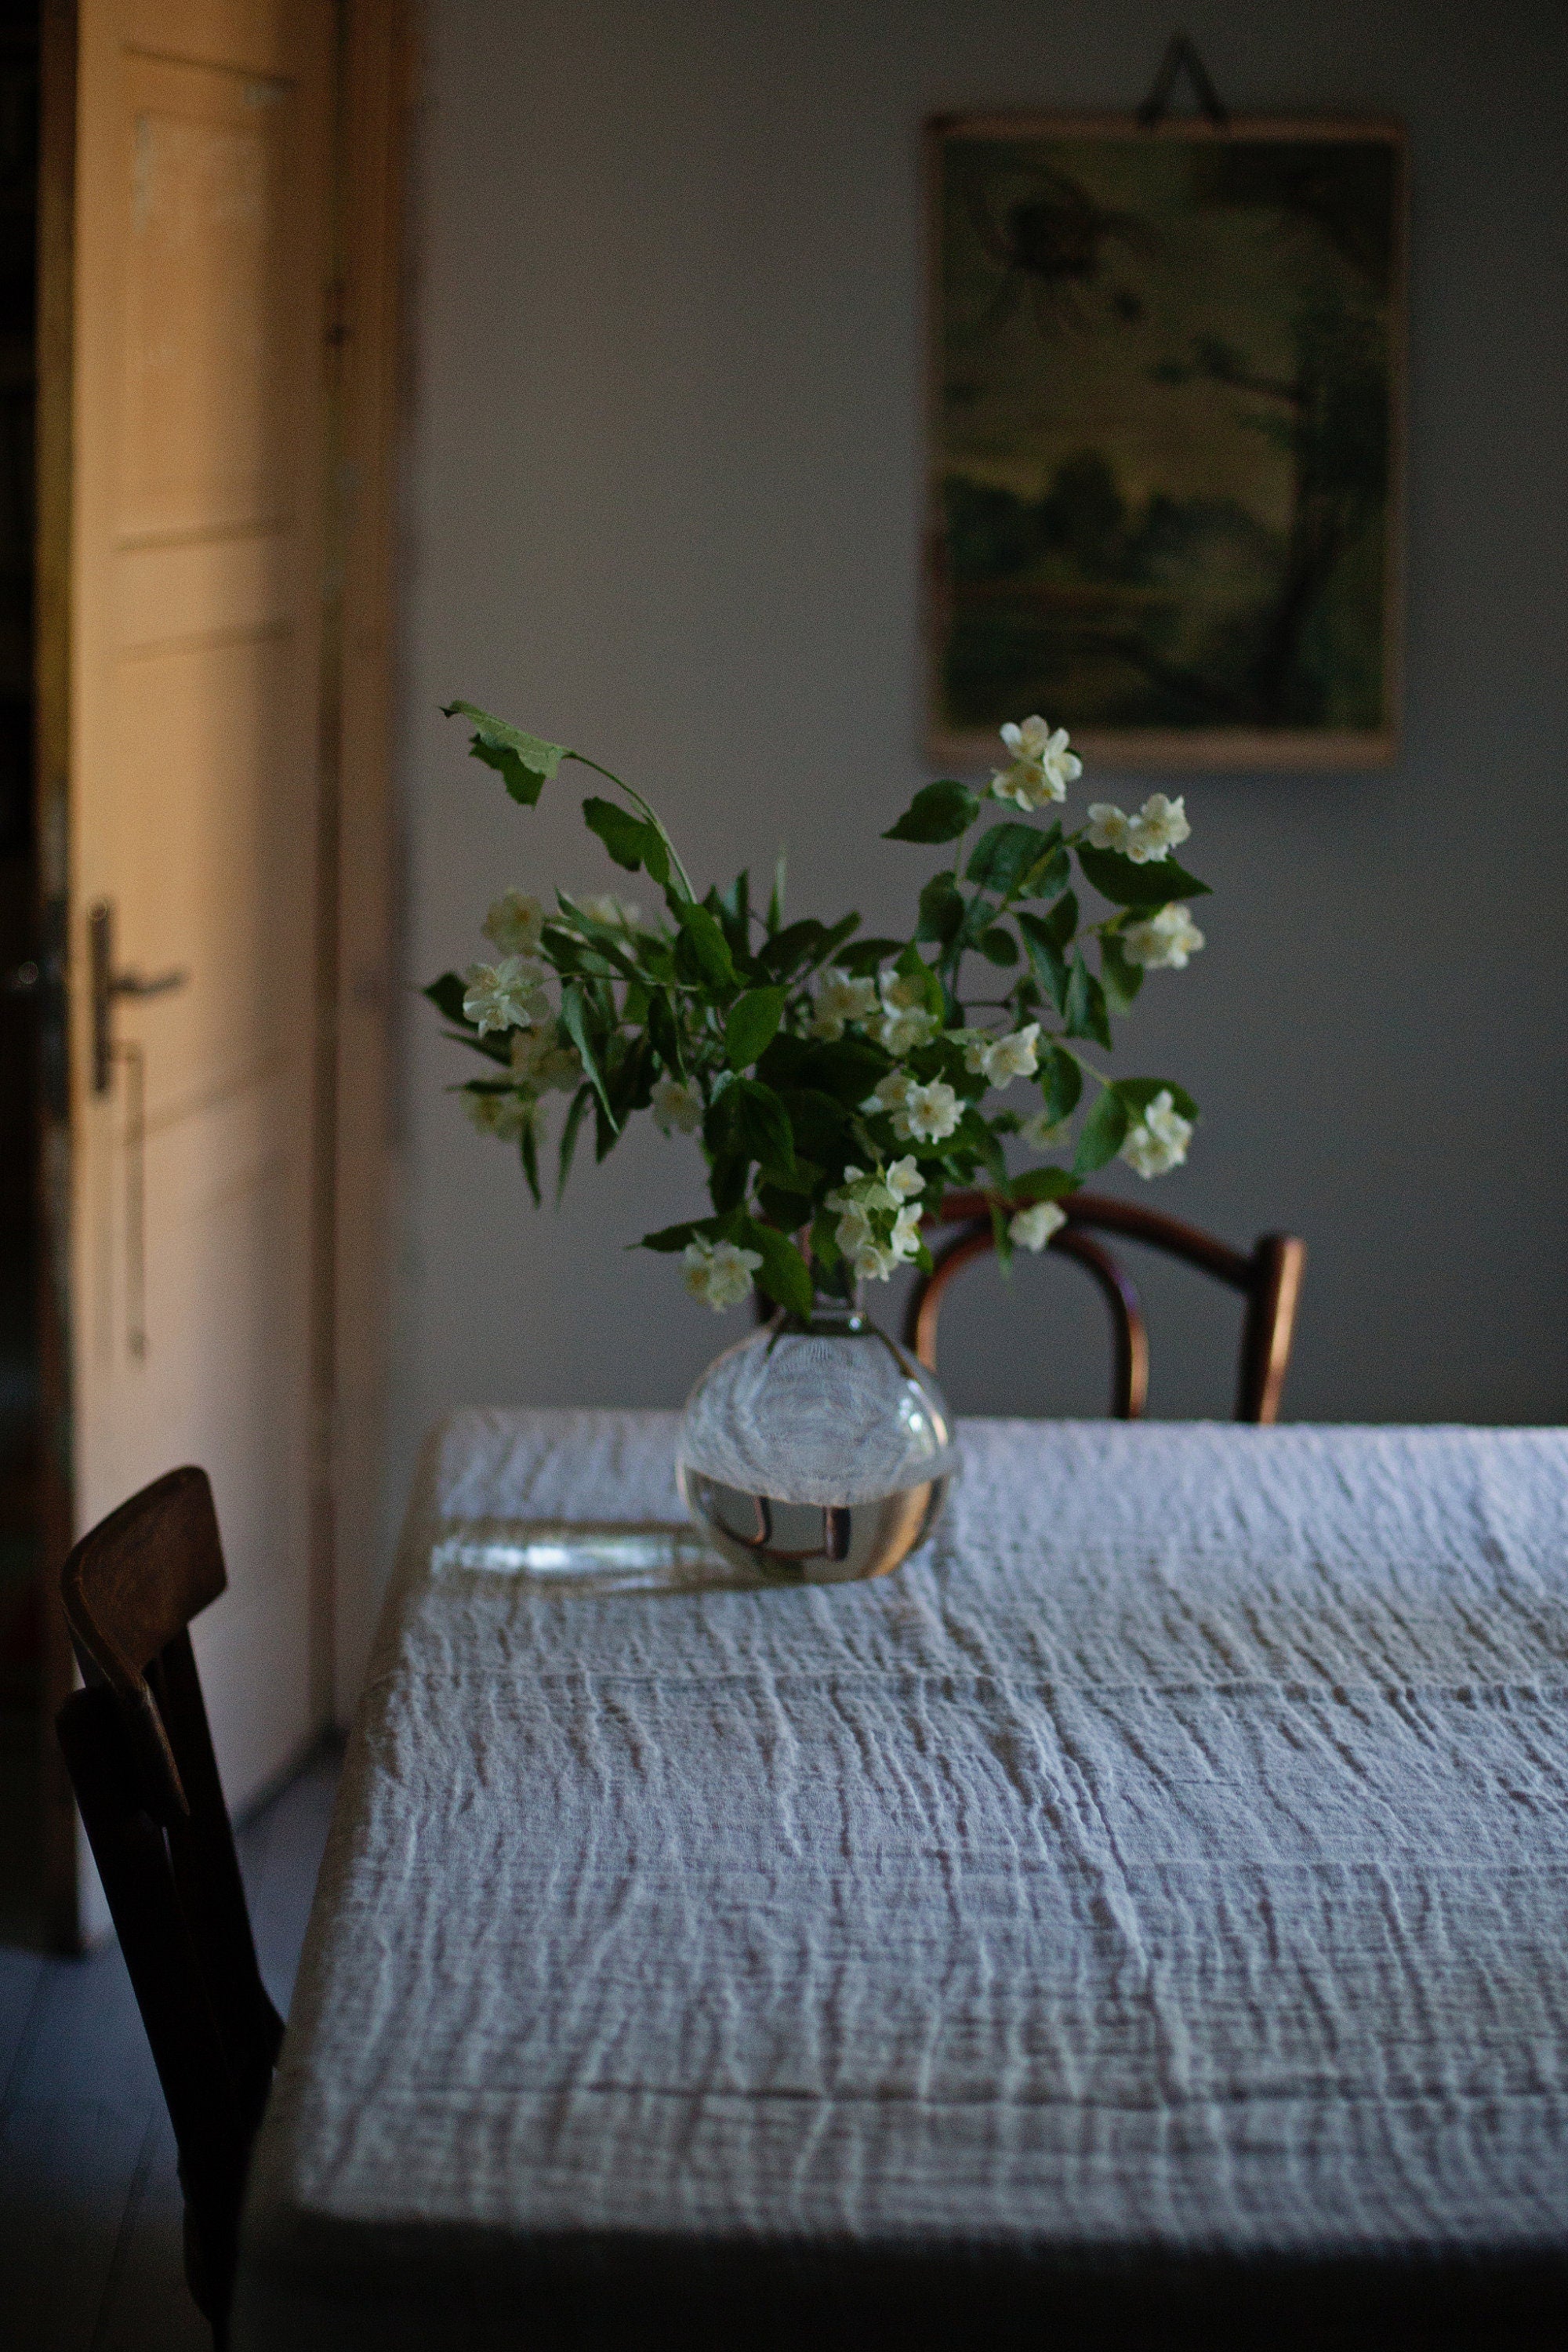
[67,0,332,1823]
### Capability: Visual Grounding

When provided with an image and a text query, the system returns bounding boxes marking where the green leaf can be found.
[812,911,864,969]
[557,1083,593,1201]
[424,971,472,1026]
[726,1077,795,1174]
[555,892,640,978]
[605,1030,655,1123]
[713,871,751,961]
[441,701,568,807]
[1038,1044,1083,1126]
[582,796,669,884]
[1041,887,1078,948]
[1076,844,1211,906]
[1101,934,1145,1014]
[740,1221,815,1319]
[799,1035,890,1105]
[708,1152,750,1214]
[837,935,902,977]
[638,1217,713,1253]
[916,869,964,949]
[757,1176,815,1231]
[1065,956,1112,1047]
[674,901,738,994]
[756,917,826,980]
[894,942,946,1014]
[1016,910,1069,1013]
[978,925,1018,966]
[882,780,979,844]
[724,986,786,1071]
[1073,1089,1130,1176]
[1011,1165,1079,1203]
[1115,1076,1200,1123]
[441,1031,512,1069]
[766,851,786,935]
[558,984,615,1124]
[777,1086,852,1164]
[965,821,1052,899]
[647,989,685,1079]
[519,1116,542,1206]
[1018,841,1071,900]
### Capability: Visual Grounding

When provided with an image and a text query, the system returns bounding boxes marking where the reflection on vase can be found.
[677,1294,957,1585]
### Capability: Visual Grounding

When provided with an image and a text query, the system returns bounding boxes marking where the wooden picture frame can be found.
[925,115,1406,772]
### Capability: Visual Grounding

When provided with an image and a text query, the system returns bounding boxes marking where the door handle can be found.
[89,899,188,1095]
[88,898,190,1362]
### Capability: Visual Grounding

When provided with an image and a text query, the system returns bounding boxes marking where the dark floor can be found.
[0,1742,341,2352]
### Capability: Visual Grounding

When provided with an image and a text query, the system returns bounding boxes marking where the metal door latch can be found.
[89,898,188,1095]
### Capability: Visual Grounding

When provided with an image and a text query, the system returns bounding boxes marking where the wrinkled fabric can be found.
[236,1414,1568,2345]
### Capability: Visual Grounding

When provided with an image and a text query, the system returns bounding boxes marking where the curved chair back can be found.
[906,1189,1305,1423]
[55,1467,284,2345]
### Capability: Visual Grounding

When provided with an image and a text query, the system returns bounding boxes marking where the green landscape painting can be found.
[930,122,1403,765]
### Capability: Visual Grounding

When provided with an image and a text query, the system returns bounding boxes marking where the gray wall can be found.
[390,0,1568,1513]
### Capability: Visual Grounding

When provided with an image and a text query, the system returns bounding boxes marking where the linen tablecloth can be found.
[234,1412,1568,2347]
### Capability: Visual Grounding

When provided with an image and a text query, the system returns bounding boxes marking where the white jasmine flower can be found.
[651,1075,704,1135]
[510,1022,581,1094]
[1121,1090,1192,1180]
[463,956,549,1036]
[876,971,938,1056]
[810,967,878,1041]
[1124,792,1190,865]
[1010,1200,1067,1252]
[1020,1108,1066,1149]
[893,1080,960,1146]
[1122,904,1205,971]
[681,1236,763,1309]
[885,1156,925,1200]
[464,1088,535,1142]
[1086,802,1133,853]
[879,1006,935,1055]
[849,1239,901,1283]
[991,716,1081,811]
[963,1022,1040,1088]
[862,1069,912,1117]
[825,1165,867,1212]
[578,892,642,929]
[889,1203,924,1260]
[482,889,545,957]
[835,1202,875,1255]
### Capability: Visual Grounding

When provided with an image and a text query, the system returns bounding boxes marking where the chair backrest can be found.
[56,1467,284,2343]
[906,1189,1305,1424]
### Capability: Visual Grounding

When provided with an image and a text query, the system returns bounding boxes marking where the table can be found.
[234,1411,1568,2348]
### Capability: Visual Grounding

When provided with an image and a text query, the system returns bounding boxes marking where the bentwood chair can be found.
[54,1467,283,2349]
[906,1190,1305,1423]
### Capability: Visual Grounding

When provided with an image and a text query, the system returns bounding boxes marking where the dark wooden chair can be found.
[905,1190,1305,1424]
[53,1466,284,2350]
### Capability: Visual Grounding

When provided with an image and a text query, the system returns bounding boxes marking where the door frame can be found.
[33,0,410,1951]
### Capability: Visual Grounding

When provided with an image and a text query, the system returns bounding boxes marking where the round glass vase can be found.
[676,1289,957,1584]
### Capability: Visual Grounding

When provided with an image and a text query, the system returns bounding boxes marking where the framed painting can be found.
[926,116,1406,770]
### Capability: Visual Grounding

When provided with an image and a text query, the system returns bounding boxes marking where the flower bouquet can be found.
[429,706,1208,1579]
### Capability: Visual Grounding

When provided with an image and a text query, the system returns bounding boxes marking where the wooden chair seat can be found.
[905,1189,1305,1423]
[54,1467,284,2349]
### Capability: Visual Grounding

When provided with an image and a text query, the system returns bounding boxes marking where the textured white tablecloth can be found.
[234,1413,1568,2349]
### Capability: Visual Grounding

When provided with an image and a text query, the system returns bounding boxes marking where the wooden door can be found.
[47,0,336,1932]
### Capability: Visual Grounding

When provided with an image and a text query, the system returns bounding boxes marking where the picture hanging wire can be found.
[1136,33,1230,132]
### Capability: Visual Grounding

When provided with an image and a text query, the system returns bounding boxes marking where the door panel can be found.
[68,0,331,1863]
